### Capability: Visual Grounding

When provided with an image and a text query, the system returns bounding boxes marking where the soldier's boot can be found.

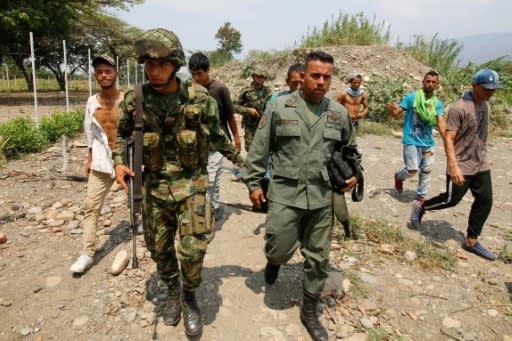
[342,220,362,240]
[182,290,202,336]
[161,278,182,326]
[300,291,328,341]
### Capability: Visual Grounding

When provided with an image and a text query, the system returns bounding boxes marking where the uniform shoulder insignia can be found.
[285,97,297,106]
[258,115,268,129]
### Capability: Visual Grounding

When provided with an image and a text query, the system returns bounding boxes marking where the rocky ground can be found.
[0,128,511,341]
[1,45,511,341]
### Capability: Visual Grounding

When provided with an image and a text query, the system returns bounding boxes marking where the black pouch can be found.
[327,145,364,202]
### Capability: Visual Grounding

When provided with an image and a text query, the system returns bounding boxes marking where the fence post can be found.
[30,32,39,129]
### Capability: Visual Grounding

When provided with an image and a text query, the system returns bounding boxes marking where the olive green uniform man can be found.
[113,28,243,337]
[234,66,272,152]
[243,51,356,341]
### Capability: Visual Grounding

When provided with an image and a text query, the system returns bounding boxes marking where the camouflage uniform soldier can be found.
[234,65,272,152]
[113,28,243,337]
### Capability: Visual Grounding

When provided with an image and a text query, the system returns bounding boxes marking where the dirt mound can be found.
[213,45,431,98]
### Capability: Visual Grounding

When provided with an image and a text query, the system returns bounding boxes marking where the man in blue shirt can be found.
[268,63,304,104]
[386,70,446,227]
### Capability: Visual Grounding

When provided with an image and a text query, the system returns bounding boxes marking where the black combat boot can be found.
[182,290,202,336]
[300,291,328,341]
[161,278,182,326]
[342,220,361,240]
[264,262,280,285]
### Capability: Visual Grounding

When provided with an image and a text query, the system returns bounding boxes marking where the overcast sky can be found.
[114,0,512,56]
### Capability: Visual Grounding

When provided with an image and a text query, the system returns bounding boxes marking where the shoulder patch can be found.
[285,97,297,106]
[326,110,342,124]
[258,115,268,129]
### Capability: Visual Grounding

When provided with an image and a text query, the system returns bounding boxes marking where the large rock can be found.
[111,250,130,275]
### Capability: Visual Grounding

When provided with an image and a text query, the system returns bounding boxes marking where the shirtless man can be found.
[70,55,123,274]
[336,72,369,128]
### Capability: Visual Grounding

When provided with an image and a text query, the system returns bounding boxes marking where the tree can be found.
[214,22,242,61]
[0,0,143,91]
[81,13,143,69]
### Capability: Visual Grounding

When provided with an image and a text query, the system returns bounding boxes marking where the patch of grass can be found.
[357,120,393,137]
[343,270,368,299]
[40,110,84,142]
[368,327,408,341]
[347,215,458,271]
[0,135,9,167]
[498,245,512,264]
[0,117,49,159]
[414,242,457,271]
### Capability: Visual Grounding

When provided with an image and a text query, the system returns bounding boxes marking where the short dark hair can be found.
[424,70,440,80]
[286,63,305,80]
[305,51,334,68]
[189,52,209,72]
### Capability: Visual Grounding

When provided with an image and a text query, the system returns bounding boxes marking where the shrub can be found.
[299,11,391,48]
[397,33,462,76]
[0,117,49,158]
[40,110,84,142]
[366,75,412,127]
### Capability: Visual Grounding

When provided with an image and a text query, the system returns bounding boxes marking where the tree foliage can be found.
[214,22,242,60]
[0,0,143,91]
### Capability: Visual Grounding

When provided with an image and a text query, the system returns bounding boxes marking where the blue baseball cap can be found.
[472,69,503,89]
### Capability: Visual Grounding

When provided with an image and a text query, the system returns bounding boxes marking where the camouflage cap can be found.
[92,54,116,68]
[134,28,186,66]
[252,65,269,79]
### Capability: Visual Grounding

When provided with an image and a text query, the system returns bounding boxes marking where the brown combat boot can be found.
[182,290,202,336]
[161,278,181,326]
[300,291,328,341]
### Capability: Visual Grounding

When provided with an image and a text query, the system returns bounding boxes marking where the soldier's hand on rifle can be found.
[115,164,135,193]
[249,188,266,209]
[248,108,261,118]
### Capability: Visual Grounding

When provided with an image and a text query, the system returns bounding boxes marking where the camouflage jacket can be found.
[113,78,243,203]
[233,84,272,128]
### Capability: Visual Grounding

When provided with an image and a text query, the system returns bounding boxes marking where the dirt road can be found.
[1,130,511,341]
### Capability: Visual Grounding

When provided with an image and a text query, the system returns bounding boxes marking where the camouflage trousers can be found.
[142,191,214,291]
[243,125,258,152]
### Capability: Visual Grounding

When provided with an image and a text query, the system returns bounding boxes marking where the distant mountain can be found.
[455,32,512,65]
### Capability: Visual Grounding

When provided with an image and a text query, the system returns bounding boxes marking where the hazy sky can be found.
[114,0,512,56]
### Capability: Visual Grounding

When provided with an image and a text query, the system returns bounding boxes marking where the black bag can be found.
[327,145,364,202]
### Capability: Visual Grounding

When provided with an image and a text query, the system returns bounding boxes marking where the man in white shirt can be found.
[70,55,123,274]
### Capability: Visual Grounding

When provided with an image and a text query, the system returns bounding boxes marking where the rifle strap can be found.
[133,84,144,208]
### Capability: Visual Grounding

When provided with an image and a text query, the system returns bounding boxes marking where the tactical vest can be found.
[138,79,210,174]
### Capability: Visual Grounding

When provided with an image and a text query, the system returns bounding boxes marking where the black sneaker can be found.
[264,262,280,285]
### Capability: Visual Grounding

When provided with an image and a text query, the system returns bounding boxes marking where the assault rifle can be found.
[124,138,142,268]
[124,84,145,269]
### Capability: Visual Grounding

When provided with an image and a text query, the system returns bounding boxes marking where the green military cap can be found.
[252,65,269,79]
[134,28,186,66]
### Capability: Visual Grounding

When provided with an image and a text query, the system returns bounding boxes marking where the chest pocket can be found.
[276,123,300,137]
[323,128,341,141]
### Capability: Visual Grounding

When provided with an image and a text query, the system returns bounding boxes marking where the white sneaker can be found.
[70,255,94,274]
